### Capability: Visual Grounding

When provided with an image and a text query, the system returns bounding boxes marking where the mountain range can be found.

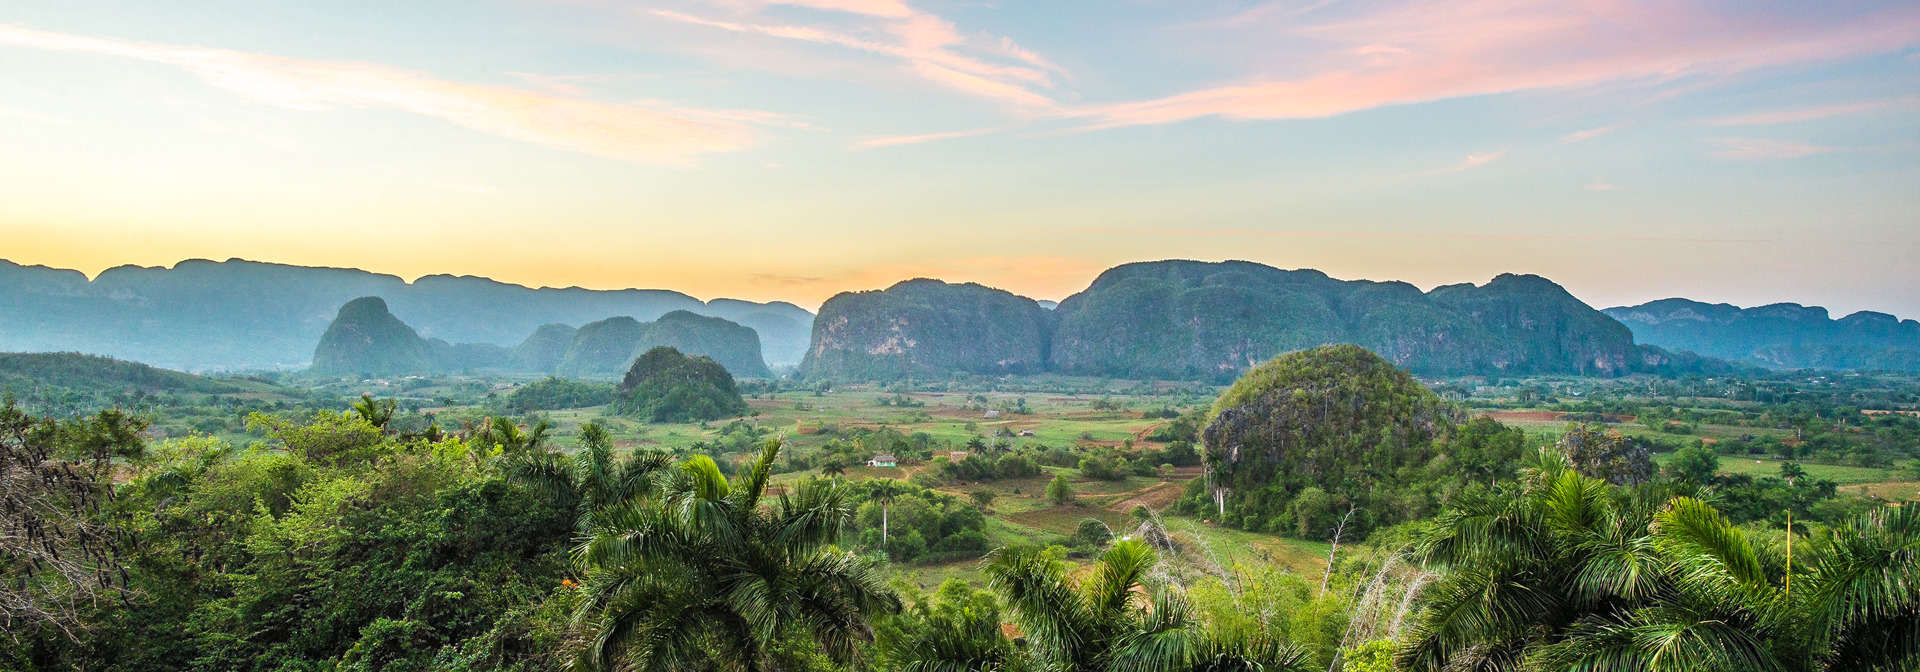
[802,260,1737,381]
[1605,299,1920,372]
[3,256,1912,379]
[309,298,771,379]
[0,258,814,371]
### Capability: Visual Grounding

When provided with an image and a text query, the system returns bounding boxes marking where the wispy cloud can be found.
[1435,149,1507,172]
[647,2,1063,110]
[0,23,776,164]
[1075,0,1920,130]
[768,0,915,19]
[1706,137,1840,159]
[1586,182,1623,190]
[1564,122,1632,143]
[1703,97,1914,125]
[855,125,1007,148]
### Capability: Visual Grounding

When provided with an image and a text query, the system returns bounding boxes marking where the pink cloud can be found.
[1704,97,1914,125]
[0,23,771,164]
[645,2,1063,109]
[1706,137,1839,159]
[766,0,914,19]
[1076,0,1920,129]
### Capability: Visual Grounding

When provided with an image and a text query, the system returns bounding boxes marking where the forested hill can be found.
[804,260,1736,381]
[0,352,242,395]
[0,258,814,371]
[1606,298,1920,372]
[800,279,1053,380]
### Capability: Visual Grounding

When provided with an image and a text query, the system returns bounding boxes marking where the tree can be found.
[875,479,902,546]
[1556,423,1654,485]
[877,579,1022,672]
[1399,447,1920,671]
[1667,441,1720,486]
[504,422,670,526]
[987,540,1308,672]
[970,489,998,510]
[572,439,899,672]
[1047,475,1074,506]
[476,415,550,454]
[1,400,145,638]
[350,393,397,430]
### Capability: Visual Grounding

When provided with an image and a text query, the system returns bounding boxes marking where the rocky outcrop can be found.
[310,297,434,376]
[799,279,1053,380]
[1050,261,1642,380]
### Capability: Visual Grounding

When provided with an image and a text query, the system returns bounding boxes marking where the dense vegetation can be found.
[0,352,240,396]
[505,377,616,412]
[1404,448,1920,671]
[11,336,1920,672]
[615,346,750,422]
[1177,345,1483,539]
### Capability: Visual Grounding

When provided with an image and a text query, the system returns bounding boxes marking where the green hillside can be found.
[509,323,577,371]
[1177,345,1506,539]
[0,352,240,394]
[308,297,434,376]
[615,346,749,422]
[641,310,772,378]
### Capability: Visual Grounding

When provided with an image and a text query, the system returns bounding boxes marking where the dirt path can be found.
[1133,423,1164,443]
[1107,481,1181,513]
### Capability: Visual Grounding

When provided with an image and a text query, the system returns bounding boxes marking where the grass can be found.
[1650,451,1910,485]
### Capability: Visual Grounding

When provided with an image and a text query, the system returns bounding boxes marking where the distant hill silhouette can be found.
[0,258,814,371]
[510,323,578,372]
[1605,299,1920,371]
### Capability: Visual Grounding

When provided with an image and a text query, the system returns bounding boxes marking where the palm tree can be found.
[874,479,901,547]
[1399,448,1920,671]
[478,415,551,454]
[571,438,900,672]
[986,539,1308,672]
[350,393,396,430]
[504,422,669,526]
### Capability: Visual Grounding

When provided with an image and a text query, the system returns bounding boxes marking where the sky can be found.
[1,0,1917,316]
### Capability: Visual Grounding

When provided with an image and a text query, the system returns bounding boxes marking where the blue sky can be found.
[1,0,1916,315]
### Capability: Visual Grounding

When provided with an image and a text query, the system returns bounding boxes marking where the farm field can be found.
[521,382,1360,586]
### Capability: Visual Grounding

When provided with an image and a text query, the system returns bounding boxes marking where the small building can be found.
[984,410,1001,419]
[868,454,898,468]
[1018,429,1035,437]
[948,451,969,461]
